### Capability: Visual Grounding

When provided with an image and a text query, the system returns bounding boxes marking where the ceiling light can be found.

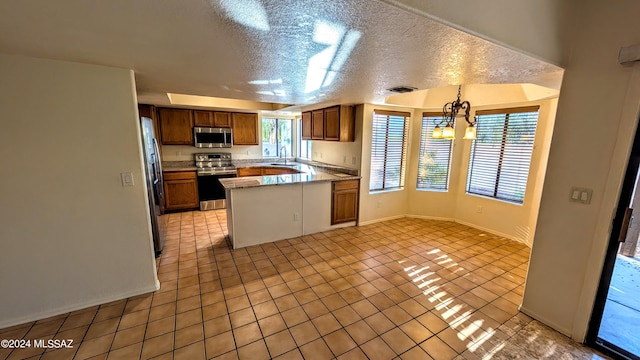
[432,85,477,140]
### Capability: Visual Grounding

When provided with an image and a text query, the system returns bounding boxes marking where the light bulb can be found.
[432,126,443,139]
[463,125,476,140]
[443,125,455,139]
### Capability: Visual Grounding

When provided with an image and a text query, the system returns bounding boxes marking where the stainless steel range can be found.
[195,153,237,210]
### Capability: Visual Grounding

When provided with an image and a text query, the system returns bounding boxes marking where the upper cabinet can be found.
[158,108,193,145]
[193,110,231,128]
[232,113,259,145]
[213,112,232,128]
[304,105,355,142]
[301,111,312,140]
[323,105,340,141]
[311,109,324,140]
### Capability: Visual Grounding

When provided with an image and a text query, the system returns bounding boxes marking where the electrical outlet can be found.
[377,200,382,208]
[176,151,182,156]
[352,156,357,165]
[476,206,483,213]
[343,155,347,164]
[293,212,300,221]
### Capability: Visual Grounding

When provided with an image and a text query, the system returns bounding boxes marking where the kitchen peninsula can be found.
[220,162,360,249]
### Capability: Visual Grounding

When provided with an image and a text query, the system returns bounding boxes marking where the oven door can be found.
[197,172,237,210]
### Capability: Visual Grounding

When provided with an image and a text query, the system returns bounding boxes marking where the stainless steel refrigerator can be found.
[140,116,166,257]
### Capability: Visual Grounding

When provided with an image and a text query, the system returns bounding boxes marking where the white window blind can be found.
[369,110,409,192]
[466,106,540,204]
[417,112,453,191]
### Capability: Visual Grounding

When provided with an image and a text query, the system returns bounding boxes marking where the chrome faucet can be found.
[280,146,288,165]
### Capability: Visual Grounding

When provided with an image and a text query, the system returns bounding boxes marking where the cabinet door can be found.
[301,111,312,140]
[339,105,355,142]
[213,112,231,128]
[332,180,359,224]
[324,106,340,141]
[232,113,259,145]
[311,109,324,139]
[158,108,193,145]
[193,110,214,127]
[237,167,262,177]
[163,171,199,211]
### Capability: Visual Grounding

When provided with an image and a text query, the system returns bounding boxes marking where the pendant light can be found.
[432,85,477,140]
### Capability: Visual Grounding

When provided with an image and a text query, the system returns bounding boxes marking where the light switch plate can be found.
[569,187,592,204]
[121,172,134,187]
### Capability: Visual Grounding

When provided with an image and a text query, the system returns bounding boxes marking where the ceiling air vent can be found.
[387,86,417,93]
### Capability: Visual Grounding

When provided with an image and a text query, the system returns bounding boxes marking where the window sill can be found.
[416,188,449,193]
[465,192,524,206]
[369,188,405,195]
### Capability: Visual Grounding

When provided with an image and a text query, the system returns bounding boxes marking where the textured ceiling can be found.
[0,0,563,110]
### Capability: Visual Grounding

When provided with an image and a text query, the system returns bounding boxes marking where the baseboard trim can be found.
[358,215,406,226]
[453,219,529,246]
[0,281,160,329]
[519,305,573,338]
[360,214,528,246]
[405,214,455,222]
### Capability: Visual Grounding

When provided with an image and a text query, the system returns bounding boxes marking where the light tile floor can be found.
[0,211,610,360]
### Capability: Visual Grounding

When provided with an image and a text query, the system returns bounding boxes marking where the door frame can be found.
[585,120,640,359]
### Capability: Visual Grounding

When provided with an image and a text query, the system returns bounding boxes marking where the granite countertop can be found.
[220,162,360,189]
[162,161,197,172]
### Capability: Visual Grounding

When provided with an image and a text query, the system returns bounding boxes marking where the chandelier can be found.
[432,85,477,140]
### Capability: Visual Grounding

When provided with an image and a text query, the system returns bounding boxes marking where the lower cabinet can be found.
[237,167,301,176]
[163,171,199,211]
[332,179,360,224]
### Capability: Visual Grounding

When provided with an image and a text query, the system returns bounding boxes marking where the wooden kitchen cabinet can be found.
[158,108,193,145]
[163,171,199,211]
[232,113,259,145]
[213,112,231,127]
[301,111,312,140]
[193,110,213,127]
[323,105,340,140]
[262,167,300,175]
[311,109,324,139]
[194,110,231,128]
[324,105,355,141]
[237,167,262,177]
[305,105,355,142]
[237,167,301,176]
[332,179,359,224]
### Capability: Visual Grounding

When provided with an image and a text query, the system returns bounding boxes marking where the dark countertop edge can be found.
[163,166,197,172]
[219,173,361,190]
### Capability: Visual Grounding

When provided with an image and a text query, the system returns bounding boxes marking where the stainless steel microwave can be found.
[194,127,233,148]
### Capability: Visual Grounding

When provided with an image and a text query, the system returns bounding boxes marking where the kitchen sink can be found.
[270,163,297,167]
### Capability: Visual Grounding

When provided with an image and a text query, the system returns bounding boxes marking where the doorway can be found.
[587,119,640,360]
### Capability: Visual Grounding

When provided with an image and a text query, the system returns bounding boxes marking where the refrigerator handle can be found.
[153,138,164,201]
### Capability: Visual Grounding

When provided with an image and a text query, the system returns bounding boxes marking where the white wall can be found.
[452,100,557,246]
[381,0,571,67]
[358,104,416,224]
[521,0,640,341]
[361,97,556,246]
[0,54,159,327]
